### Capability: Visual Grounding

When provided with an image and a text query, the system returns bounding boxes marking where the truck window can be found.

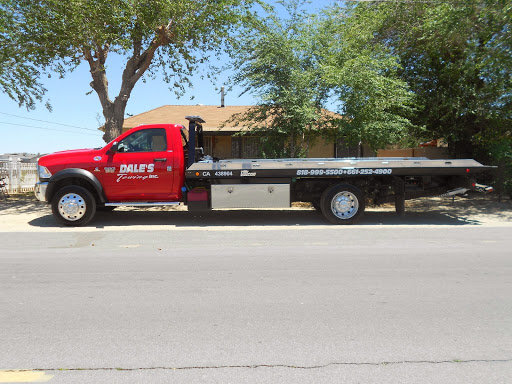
[117,128,167,152]
[180,128,188,147]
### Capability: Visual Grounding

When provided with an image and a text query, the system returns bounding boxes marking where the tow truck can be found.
[35,116,494,226]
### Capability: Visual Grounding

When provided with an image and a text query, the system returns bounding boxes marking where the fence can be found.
[0,161,38,194]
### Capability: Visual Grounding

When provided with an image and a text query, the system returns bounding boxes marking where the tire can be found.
[320,183,365,225]
[51,186,97,226]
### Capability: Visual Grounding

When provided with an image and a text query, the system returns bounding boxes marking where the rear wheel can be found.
[320,184,365,225]
[51,186,96,226]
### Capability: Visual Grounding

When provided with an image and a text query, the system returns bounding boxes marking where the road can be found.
[1,208,512,383]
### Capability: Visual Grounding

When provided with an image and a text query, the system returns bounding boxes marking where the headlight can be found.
[38,165,52,180]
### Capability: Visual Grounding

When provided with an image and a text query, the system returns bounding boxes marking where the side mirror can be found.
[108,142,119,154]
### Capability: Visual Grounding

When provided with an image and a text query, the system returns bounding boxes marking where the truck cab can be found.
[99,124,185,201]
[35,123,188,225]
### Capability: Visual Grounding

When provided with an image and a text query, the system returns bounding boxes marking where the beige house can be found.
[122,105,360,159]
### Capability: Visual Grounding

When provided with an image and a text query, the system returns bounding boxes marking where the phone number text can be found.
[296,168,392,176]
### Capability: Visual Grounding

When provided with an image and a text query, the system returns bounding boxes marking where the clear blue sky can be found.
[0,0,334,155]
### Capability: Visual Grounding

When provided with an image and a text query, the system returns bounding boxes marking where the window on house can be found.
[203,136,213,156]
[242,136,259,158]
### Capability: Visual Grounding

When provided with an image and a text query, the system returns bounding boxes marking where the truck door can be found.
[102,127,175,201]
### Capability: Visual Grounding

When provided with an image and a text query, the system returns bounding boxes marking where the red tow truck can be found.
[35,116,494,226]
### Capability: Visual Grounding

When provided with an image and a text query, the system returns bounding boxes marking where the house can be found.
[376,139,451,159]
[121,105,361,159]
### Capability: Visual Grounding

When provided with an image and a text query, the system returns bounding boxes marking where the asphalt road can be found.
[1,214,511,383]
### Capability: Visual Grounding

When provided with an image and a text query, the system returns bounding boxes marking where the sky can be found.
[0,53,256,155]
[0,0,335,155]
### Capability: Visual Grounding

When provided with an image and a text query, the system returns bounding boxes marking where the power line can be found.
[0,111,100,132]
[0,121,103,136]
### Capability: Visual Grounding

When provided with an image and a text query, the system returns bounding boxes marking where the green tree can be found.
[0,5,49,110]
[229,0,329,158]
[2,0,254,142]
[351,0,511,196]
[318,4,416,153]
[380,0,510,157]
[229,1,415,157]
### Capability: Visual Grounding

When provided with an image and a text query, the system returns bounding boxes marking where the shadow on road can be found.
[0,195,48,214]
[5,192,509,228]
[27,207,481,228]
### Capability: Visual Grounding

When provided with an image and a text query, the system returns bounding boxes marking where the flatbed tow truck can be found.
[35,116,494,226]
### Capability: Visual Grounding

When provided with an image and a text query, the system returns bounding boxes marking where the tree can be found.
[229,0,329,158]
[350,0,512,196]
[3,0,255,142]
[318,4,416,152]
[373,0,511,158]
[229,1,415,157]
[0,5,49,110]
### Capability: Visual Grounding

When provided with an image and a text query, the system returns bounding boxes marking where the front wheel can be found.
[51,186,96,226]
[320,184,365,225]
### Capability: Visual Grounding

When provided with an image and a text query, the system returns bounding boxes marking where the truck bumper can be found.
[34,182,48,202]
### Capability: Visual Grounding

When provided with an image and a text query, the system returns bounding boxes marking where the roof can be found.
[122,105,254,132]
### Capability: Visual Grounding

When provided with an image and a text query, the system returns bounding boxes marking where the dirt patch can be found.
[1,192,511,229]
[372,193,512,225]
[0,193,50,214]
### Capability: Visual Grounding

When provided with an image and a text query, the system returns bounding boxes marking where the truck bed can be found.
[186,157,494,179]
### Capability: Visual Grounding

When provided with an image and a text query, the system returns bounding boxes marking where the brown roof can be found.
[123,105,253,132]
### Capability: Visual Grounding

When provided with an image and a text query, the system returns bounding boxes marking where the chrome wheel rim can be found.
[58,193,86,221]
[331,191,358,219]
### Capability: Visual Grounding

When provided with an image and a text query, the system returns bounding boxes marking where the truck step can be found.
[105,202,181,207]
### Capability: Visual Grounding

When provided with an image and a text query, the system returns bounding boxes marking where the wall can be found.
[377,147,451,159]
[308,139,334,158]
[213,136,232,159]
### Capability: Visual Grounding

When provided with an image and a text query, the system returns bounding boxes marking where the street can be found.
[1,204,512,383]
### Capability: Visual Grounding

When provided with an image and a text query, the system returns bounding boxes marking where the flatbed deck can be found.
[186,157,494,179]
